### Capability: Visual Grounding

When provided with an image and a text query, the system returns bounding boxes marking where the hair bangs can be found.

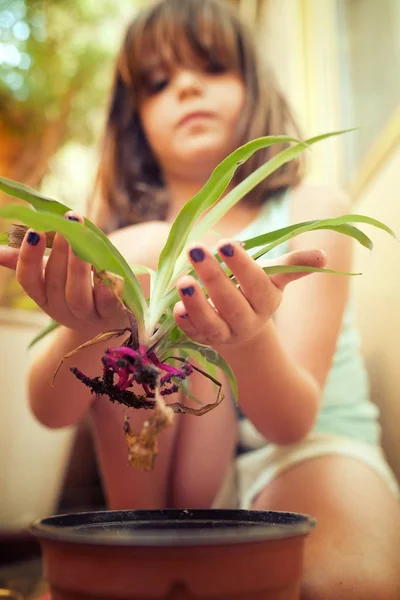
[123,0,243,93]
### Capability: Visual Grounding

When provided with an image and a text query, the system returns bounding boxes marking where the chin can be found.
[180,138,233,170]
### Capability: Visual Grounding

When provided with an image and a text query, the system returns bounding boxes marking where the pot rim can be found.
[31,508,316,547]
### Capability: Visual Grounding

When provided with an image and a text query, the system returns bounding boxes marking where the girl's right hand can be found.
[0,212,127,335]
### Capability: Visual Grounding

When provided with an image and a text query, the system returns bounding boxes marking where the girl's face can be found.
[138,64,245,182]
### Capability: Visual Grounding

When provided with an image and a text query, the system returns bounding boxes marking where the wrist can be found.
[215,320,274,363]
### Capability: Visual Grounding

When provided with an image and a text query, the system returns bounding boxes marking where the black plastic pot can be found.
[31,509,316,599]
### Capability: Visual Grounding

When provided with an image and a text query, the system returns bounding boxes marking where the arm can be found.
[173,185,352,445]
[276,185,352,388]
[217,320,320,444]
[221,186,352,443]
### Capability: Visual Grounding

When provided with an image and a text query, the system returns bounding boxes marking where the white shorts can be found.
[213,432,399,510]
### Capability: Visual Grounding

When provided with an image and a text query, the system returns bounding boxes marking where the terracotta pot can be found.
[31,509,315,600]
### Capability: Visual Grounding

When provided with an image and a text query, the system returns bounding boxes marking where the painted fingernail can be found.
[189,247,205,263]
[27,231,40,246]
[67,215,80,222]
[220,243,234,257]
[181,286,195,297]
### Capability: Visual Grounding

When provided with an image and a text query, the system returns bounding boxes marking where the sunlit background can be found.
[0,0,144,208]
[1,0,400,572]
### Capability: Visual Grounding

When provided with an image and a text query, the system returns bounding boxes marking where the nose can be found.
[174,69,204,100]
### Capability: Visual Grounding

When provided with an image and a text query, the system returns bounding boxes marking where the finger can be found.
[16,229,47,307]
[64,213,95,320]
[0,246,20,271]
[0,246,48,273]
[176,274,231,345]
[93,276,125,320]
[187,243,254,335]
[261,249,327,291]
[44,218,71,313]
[173,300,201,339]
[215,240,278,319]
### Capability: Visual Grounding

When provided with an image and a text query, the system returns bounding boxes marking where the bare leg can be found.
[90,399,180,509]
[171,375,238,509]
[252,455,400,600]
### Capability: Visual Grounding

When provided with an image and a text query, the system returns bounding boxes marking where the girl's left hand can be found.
[173,240,326,351]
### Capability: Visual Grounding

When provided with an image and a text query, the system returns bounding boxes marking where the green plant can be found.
[0,132,394,469]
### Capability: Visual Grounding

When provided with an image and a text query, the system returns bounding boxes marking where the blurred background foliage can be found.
[0,0,144,188]
[0,0,146,305]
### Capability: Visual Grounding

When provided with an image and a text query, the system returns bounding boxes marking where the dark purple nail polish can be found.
[220,243,234,257]
[67,215,79,222]
[27,231,40,246]
[181,286,195,297]
[189,247,205,263]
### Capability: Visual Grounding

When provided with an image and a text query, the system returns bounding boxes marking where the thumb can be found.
[259,248,327,291]
[0,246,20,271]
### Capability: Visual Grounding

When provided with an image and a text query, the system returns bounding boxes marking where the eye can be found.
[205,61,227,75]
[143,68,170,95]
[147,76,169,94]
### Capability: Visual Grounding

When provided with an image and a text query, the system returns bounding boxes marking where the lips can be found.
[178,111,215,127]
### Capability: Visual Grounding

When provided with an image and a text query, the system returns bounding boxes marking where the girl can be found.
[1,1,400,598]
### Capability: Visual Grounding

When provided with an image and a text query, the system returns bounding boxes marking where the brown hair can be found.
[90,0,304,232]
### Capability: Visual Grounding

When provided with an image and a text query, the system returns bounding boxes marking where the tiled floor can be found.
[0,557,47,599]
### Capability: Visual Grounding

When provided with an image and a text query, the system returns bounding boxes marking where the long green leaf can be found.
[149,135,305,331]
[0,176,70,212]
[169,222,370,289]
[169,131,351,291]
[261,265,361,276]
[181,131,352,265]
[0,175,149,317]
[0,174,116,244]
[131,264,157,298]
[242,221,373,253]
[166,215,385,289]
[0,205,148,338]
[327,214,396,237]
[251,214,397,261]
